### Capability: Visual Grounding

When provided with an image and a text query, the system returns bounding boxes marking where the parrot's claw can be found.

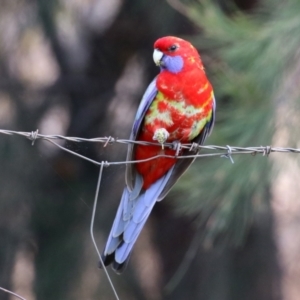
[153,128,170,149]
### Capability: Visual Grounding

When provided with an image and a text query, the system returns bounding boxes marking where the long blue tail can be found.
[102,167,174,273]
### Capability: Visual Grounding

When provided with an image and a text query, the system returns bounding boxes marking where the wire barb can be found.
[29,129,39,146]
[221,145,235,164]
[189,142,199,152]
[171,141,182,157]
[103,136,115,147]
[263,145,272,157]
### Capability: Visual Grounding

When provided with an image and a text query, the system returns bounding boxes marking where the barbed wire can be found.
[1,129,300,167]
[2,127,300,300]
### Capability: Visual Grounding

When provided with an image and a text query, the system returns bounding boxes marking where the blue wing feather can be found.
[132,77,158,137]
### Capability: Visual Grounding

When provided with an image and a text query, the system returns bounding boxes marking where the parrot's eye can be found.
[168,44,178,52]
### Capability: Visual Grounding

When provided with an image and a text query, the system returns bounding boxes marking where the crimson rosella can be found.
[102,36,216,273]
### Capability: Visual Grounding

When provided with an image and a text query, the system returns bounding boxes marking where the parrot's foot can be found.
[153,128,170,149]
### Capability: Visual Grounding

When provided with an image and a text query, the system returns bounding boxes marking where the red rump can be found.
[135,144,176,189]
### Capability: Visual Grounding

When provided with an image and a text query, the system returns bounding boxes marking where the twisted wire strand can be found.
[0,287,27,300]
[1,129,298,167]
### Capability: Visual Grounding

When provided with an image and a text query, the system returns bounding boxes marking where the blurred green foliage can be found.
[171,0,300,245]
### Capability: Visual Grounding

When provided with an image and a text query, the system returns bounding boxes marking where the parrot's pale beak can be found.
[153,49,164,66]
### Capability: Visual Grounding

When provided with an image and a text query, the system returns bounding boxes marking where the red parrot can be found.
[102,36,215,273]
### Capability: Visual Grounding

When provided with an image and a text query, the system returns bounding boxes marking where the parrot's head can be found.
[153,36,202,74]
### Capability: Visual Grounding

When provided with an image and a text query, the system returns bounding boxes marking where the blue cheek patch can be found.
[163,55,184,73]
